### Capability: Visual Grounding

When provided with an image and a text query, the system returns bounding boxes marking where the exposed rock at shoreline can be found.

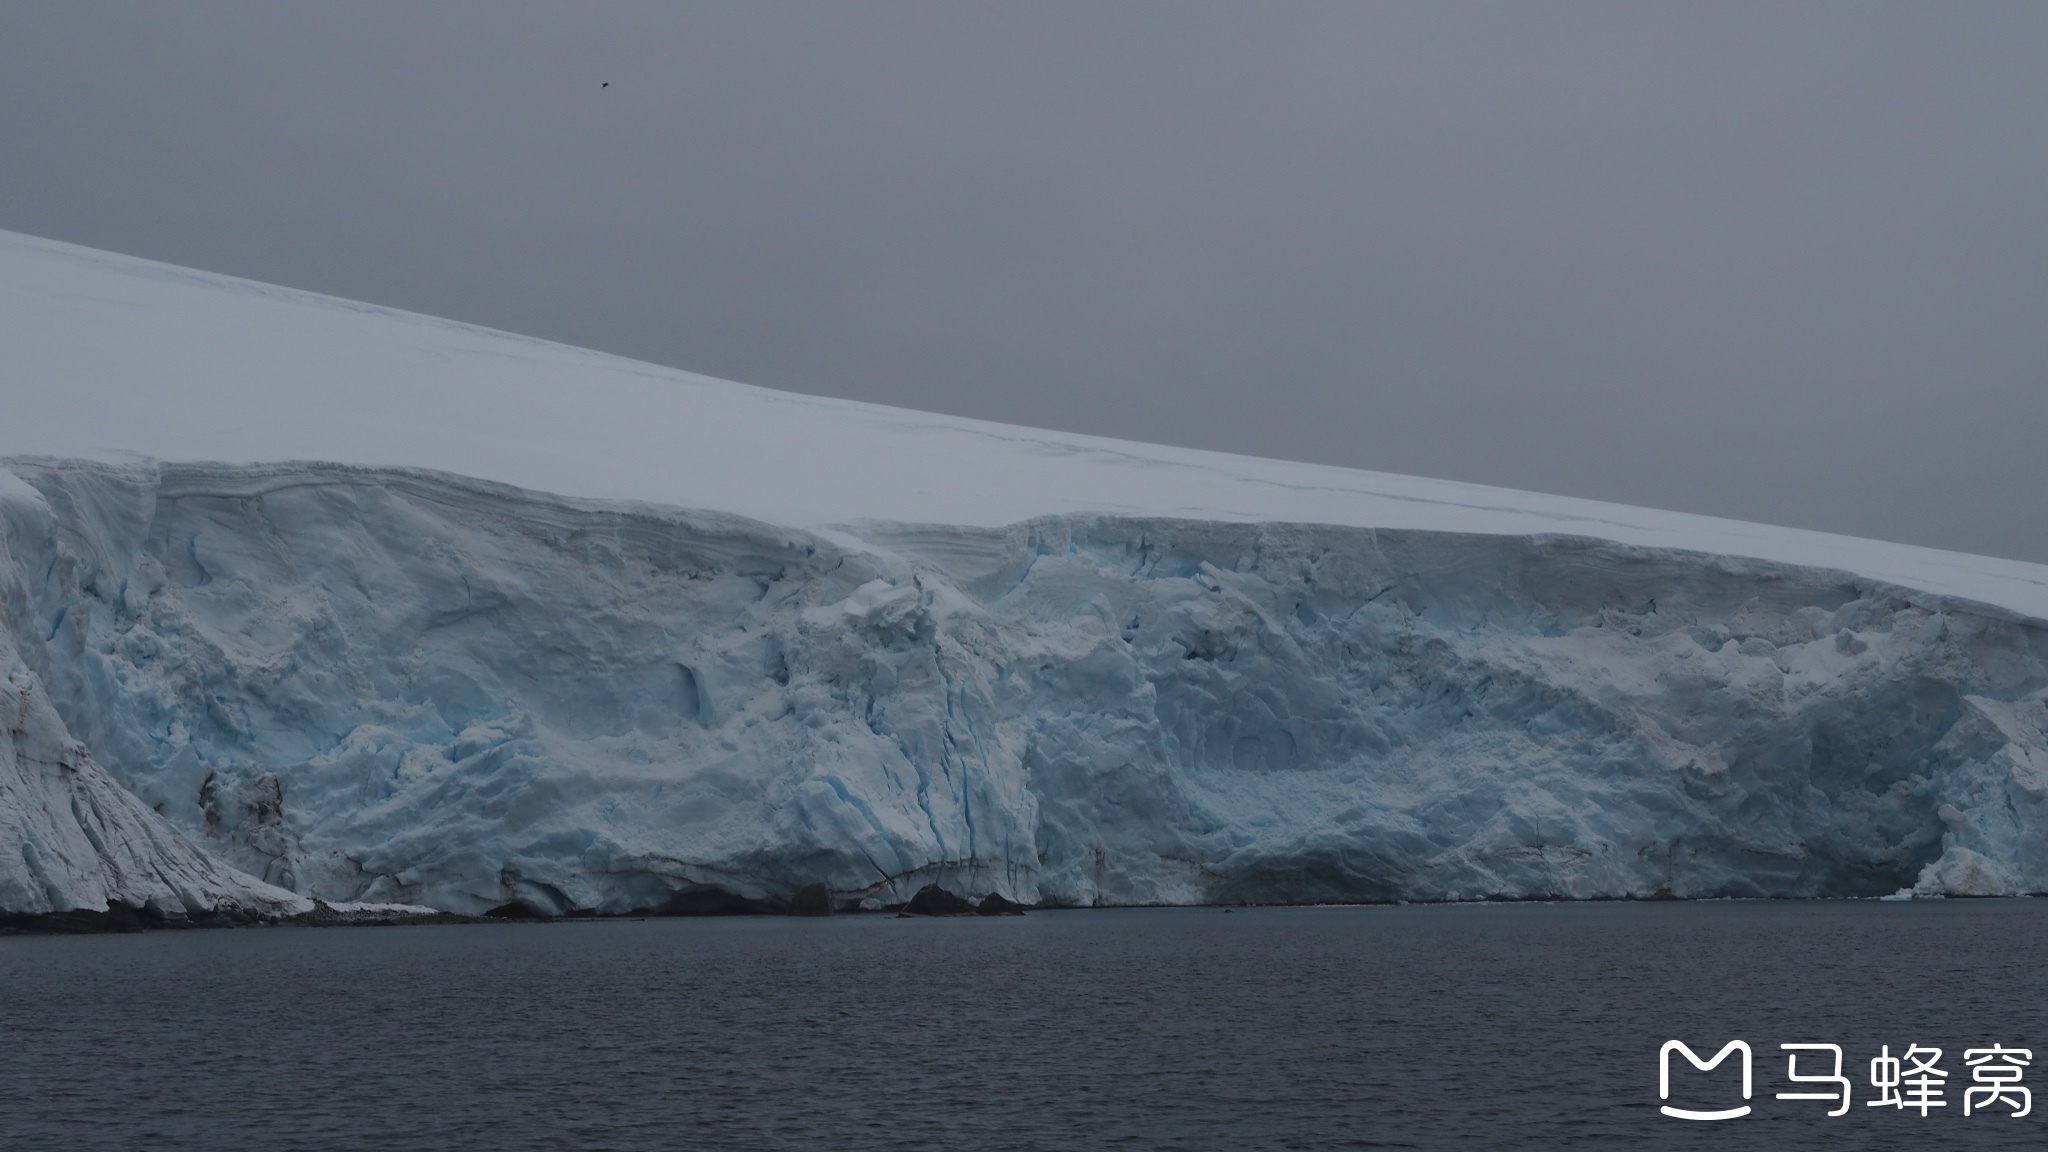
[901,885,976,916]
[789,883,833,916]
[976,891,1026,916]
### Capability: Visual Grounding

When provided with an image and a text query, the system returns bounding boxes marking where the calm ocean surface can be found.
[1,900,2043,1150]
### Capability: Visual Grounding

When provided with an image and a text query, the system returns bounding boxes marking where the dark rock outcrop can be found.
[975,892,1026,916]
[789,883,833,917]
[901,884,975,916]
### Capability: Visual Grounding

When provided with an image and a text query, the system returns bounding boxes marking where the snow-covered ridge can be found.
[5,228,2047,623]
[2,458,2043,913]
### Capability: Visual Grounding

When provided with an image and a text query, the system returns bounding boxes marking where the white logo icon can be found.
[1660,1040,1753,1120]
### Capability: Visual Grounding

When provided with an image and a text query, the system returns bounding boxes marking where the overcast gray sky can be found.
[3,2,2044,560]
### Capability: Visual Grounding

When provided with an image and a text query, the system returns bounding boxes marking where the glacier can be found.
[2,229,2047,916]
[0,524,307,922]
[4,460,2046,914]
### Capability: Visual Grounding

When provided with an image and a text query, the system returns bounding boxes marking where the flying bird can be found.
[601,82,609,88]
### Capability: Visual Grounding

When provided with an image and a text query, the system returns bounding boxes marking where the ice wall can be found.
[0,473,307,918]
[2,458,2045,915]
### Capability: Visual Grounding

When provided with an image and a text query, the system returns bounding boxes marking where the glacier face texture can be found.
[3,458,2047,915]
[0,585,306,920]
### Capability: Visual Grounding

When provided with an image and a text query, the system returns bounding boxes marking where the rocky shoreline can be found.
[0,883,1036,935]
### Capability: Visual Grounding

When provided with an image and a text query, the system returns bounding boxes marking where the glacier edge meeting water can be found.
[2,457,2044,919]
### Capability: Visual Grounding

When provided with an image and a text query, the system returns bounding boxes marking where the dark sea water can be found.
[2,900,2044,1150]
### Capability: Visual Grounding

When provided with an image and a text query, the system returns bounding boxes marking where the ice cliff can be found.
[0,501,306,921]
[2,459,2044,914]
[3,229,2048,915]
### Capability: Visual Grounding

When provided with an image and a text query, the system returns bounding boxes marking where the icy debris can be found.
[0,642,308,920]
[315,900,442,917]
[1912,847,2019,898]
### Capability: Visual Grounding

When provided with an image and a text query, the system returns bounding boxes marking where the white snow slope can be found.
[2,229,2046,913]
